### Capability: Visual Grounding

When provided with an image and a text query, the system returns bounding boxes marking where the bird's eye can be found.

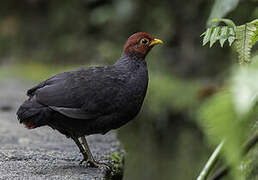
[140,38,149,45]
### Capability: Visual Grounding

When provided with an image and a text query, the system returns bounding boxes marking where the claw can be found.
[89,160,111,170]
[79,158,87,165]
[80,159,111,170]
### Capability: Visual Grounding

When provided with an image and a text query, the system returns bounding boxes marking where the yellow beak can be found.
[149,38,163,47]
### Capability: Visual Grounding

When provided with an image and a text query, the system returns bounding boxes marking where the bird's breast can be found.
[122,68,148,115]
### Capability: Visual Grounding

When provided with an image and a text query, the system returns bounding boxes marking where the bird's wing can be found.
[49,106,101,119]
[27,72,70,97]
[30,67,126,119]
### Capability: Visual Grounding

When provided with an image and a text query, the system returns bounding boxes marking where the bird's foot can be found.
[80,158,111,170]
[79,157,88,165]
[87,160,111,170]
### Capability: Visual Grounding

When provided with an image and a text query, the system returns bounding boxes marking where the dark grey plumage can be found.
[17,53,148,138]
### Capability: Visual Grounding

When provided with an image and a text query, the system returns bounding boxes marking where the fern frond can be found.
[210,26,221,47]
[234,20,258,64]
[202,28,213,46]
[219,26,228,47]
[201,19,236,48]
[250,19,258,46]
[228,27,235,46]
[201,18,258,64]
[234,25,253,64]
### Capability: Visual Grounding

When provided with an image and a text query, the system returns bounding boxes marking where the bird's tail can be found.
[17,96,51,129]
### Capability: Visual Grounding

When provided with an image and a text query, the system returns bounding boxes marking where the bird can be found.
[17,32,163,168]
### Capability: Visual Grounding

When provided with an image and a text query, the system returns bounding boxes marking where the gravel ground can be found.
[0,79,123,180]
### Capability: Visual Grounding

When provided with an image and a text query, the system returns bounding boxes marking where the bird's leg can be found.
[71,136,88,164]
[81,136,110,169]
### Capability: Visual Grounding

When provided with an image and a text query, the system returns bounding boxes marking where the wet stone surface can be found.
[0,79,122,180]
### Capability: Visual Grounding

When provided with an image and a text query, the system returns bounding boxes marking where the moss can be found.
[105,152,125,180]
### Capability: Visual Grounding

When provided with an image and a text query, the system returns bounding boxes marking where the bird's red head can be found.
[124,32,163,58]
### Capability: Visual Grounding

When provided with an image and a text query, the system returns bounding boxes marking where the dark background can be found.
[0,0,257,179]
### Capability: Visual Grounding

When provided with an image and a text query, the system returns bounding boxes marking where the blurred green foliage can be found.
[207,0,239,26]
[198,16,258,180]
[198,58,258,180]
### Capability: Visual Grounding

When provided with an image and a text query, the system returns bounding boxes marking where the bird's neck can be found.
[114,53,146,69]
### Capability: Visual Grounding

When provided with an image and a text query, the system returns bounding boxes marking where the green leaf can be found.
[228,27,236,46]
[199,91,245,165]
[232,66,258,115]
[200,31,206,37]
[252,33,258,45]
[203,28,213,46]
[235,24,252,64]
[230,19,258,64]
[219,26,229,47]
[249,19,258,45]
[210,26,221,47]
